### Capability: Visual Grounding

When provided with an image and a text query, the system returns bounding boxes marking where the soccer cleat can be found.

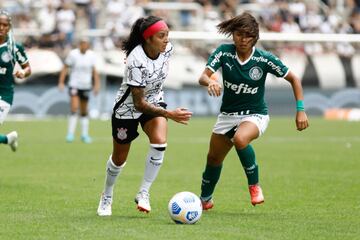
[249,184,264,206]
[135,190,151,213]
[6,131,18,152]
[66,134,74,143]
[81,135,92,144]
[200,198,214,210]
[97,193,112,216]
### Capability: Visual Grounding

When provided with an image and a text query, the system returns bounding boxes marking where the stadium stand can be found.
[1,0,359,117]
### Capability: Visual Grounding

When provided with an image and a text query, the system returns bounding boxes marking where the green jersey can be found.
[0,42,28,105]
[207,44,289,115]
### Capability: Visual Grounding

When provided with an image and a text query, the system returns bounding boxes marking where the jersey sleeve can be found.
[64,50,75,67]
[265,51,289,78]
[126,57,147,88]
[206,45,224,73]
[15,43,29,65]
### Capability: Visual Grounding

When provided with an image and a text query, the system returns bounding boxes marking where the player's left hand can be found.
[295,111,309,131]
[167,107,193,125]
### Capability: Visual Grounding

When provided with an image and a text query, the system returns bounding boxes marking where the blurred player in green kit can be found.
[0,10,31,151]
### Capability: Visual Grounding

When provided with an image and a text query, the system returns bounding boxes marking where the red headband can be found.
[142,20,168,40]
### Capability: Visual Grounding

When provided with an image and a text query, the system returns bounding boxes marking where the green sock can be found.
[236,145,259,185]
[200,164,223,201]
[0,134,7,144]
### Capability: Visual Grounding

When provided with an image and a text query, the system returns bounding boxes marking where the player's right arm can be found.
[131,87,192,125]
[199,68,222,97]
[58,65,69,91]
[59,51,74,91]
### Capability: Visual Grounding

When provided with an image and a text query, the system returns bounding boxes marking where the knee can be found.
[233,136,249,149]
[80,109,88,117]
[150,135,167,145]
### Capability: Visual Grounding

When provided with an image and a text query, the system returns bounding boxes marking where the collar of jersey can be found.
[0,42,7,48]
[235,47,255,66]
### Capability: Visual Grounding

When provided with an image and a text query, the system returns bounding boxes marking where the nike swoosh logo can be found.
[150,157,161,161]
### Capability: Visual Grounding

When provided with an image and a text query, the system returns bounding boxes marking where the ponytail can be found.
[122,18,146,57]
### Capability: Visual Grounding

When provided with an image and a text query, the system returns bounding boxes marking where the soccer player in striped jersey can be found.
[0,10,31,152]
[198,12,309,210]
[97,16,192,216]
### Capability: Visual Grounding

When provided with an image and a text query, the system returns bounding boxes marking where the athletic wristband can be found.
[296,100,305,112]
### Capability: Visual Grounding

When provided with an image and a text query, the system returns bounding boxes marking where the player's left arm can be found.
[92,67,100,95]
[13,43,31,80]
[131,87,192,125]
[284,71,309,131]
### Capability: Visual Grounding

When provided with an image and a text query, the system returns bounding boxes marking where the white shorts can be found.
[0,99,11,125]
[213,112,270,138]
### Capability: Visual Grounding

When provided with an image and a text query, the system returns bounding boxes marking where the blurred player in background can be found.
[58,38,100,143]
[97,15,192,216]
[198,12,309,210]
[0,10,31,152]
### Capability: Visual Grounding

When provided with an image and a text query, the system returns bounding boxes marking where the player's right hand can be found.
[167,108,192,125]
[207,81,222,97]
[58,83,65,91]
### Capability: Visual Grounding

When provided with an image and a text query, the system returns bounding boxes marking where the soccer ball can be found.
[168,191,202,224]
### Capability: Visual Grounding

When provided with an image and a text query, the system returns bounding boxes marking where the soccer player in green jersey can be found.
[198,12,309,210]
[0,10,31,152]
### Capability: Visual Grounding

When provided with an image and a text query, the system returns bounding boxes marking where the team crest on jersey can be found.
[117,128,128,140]
[1,52,11,63]
[249,67,263,81]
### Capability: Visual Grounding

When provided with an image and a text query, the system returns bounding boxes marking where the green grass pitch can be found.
[0,117,359,239]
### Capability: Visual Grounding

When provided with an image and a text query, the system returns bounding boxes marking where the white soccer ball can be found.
[168,191,202,224]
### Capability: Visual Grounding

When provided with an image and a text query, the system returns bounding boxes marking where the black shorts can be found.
[112,103,167,144]
[69,87,91,101]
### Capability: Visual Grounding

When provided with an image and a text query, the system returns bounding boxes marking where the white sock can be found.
[67,114,78,136]
[104,155,125,197]
[80,116,89,137]
[139,143,167,193]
